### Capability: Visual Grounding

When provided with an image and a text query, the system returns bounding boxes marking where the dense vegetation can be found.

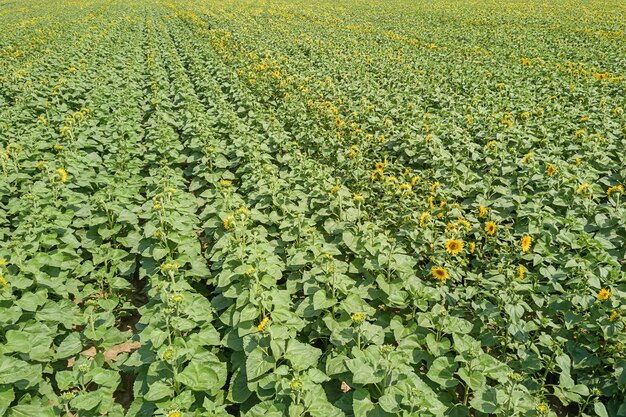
[1,0,625,416]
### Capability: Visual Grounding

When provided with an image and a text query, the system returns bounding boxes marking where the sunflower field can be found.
[1,0,625,416]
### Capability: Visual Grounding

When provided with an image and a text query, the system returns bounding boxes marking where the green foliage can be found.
[0,0,625,416]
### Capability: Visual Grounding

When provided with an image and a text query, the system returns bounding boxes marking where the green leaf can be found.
[427,356,459,388]
[143,380,173,401]
[0,356,42,388]
[56,333,82,359]
[244,401,287,417]
[70,391,102,410]
[469,387,498,413]
[176,355,226,393]
[594,402,609,417]
[10,405,55,417]
[457,366,486,391]
[4,330,32,353]
[246,346,276,381]
[284,339,322,370]
[0,386,14,416]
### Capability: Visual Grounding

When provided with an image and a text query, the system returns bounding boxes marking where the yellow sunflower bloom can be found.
[431,266,448,282]
[444,239,463,255]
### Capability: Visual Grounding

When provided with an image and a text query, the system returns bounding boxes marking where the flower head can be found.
[522,152,534,164]
[518,265,525,280]
[546,164,557,176]
[167,410,182,417]
[520,235,532,252]
[444,239,463,255]
[219,179,232,187]
[161,263,180,272]
[469,242,476,254]
[577,183,591,196]
[457,219,471,232]
[431,267,448,282]
[256,316,270,332]
[385,175,397,184]
[536,402,549,415]
[351,313,365,324]
[170,294,184,304]
[57,168,68,183]
[290,378,303,391]
[609,310,620,322]
[598,288,611,301]
[223,215,235,231]
[419,211,430,227]
[478,206,489,218]
[398,183,412,193]
[607,185,624,198]
[352,193,365,203]
[484,221,497,236]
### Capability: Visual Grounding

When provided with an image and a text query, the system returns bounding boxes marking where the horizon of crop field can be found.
[0,0,625,416]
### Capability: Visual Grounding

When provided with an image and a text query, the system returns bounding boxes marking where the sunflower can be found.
[577,183,591,196]
[469,242,476,253]
[419,211,430,227]
[546,164,557,176]
[431,266,448,282]
[484,221,497,236]
[609,310,620,322]
[398,183,412,193]
[607,184,624,198]
[457,219,471,232]
[598,288,611,301]
[223,215,235,231]
[375,162,385,172]
[351,313,365,324]
[520,235,532,252]
[478,206,488,217]
[57,168,68,183]
[444,239,463,255]
[335,117,344,127]
[522,151,533,164]
[518,265,525,280]
[352,193,365,203]
[256,316,270,332]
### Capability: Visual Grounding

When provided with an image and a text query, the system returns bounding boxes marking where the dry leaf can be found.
[67,342,141,367]
[103,341,141,361]
[340,381,351,393]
